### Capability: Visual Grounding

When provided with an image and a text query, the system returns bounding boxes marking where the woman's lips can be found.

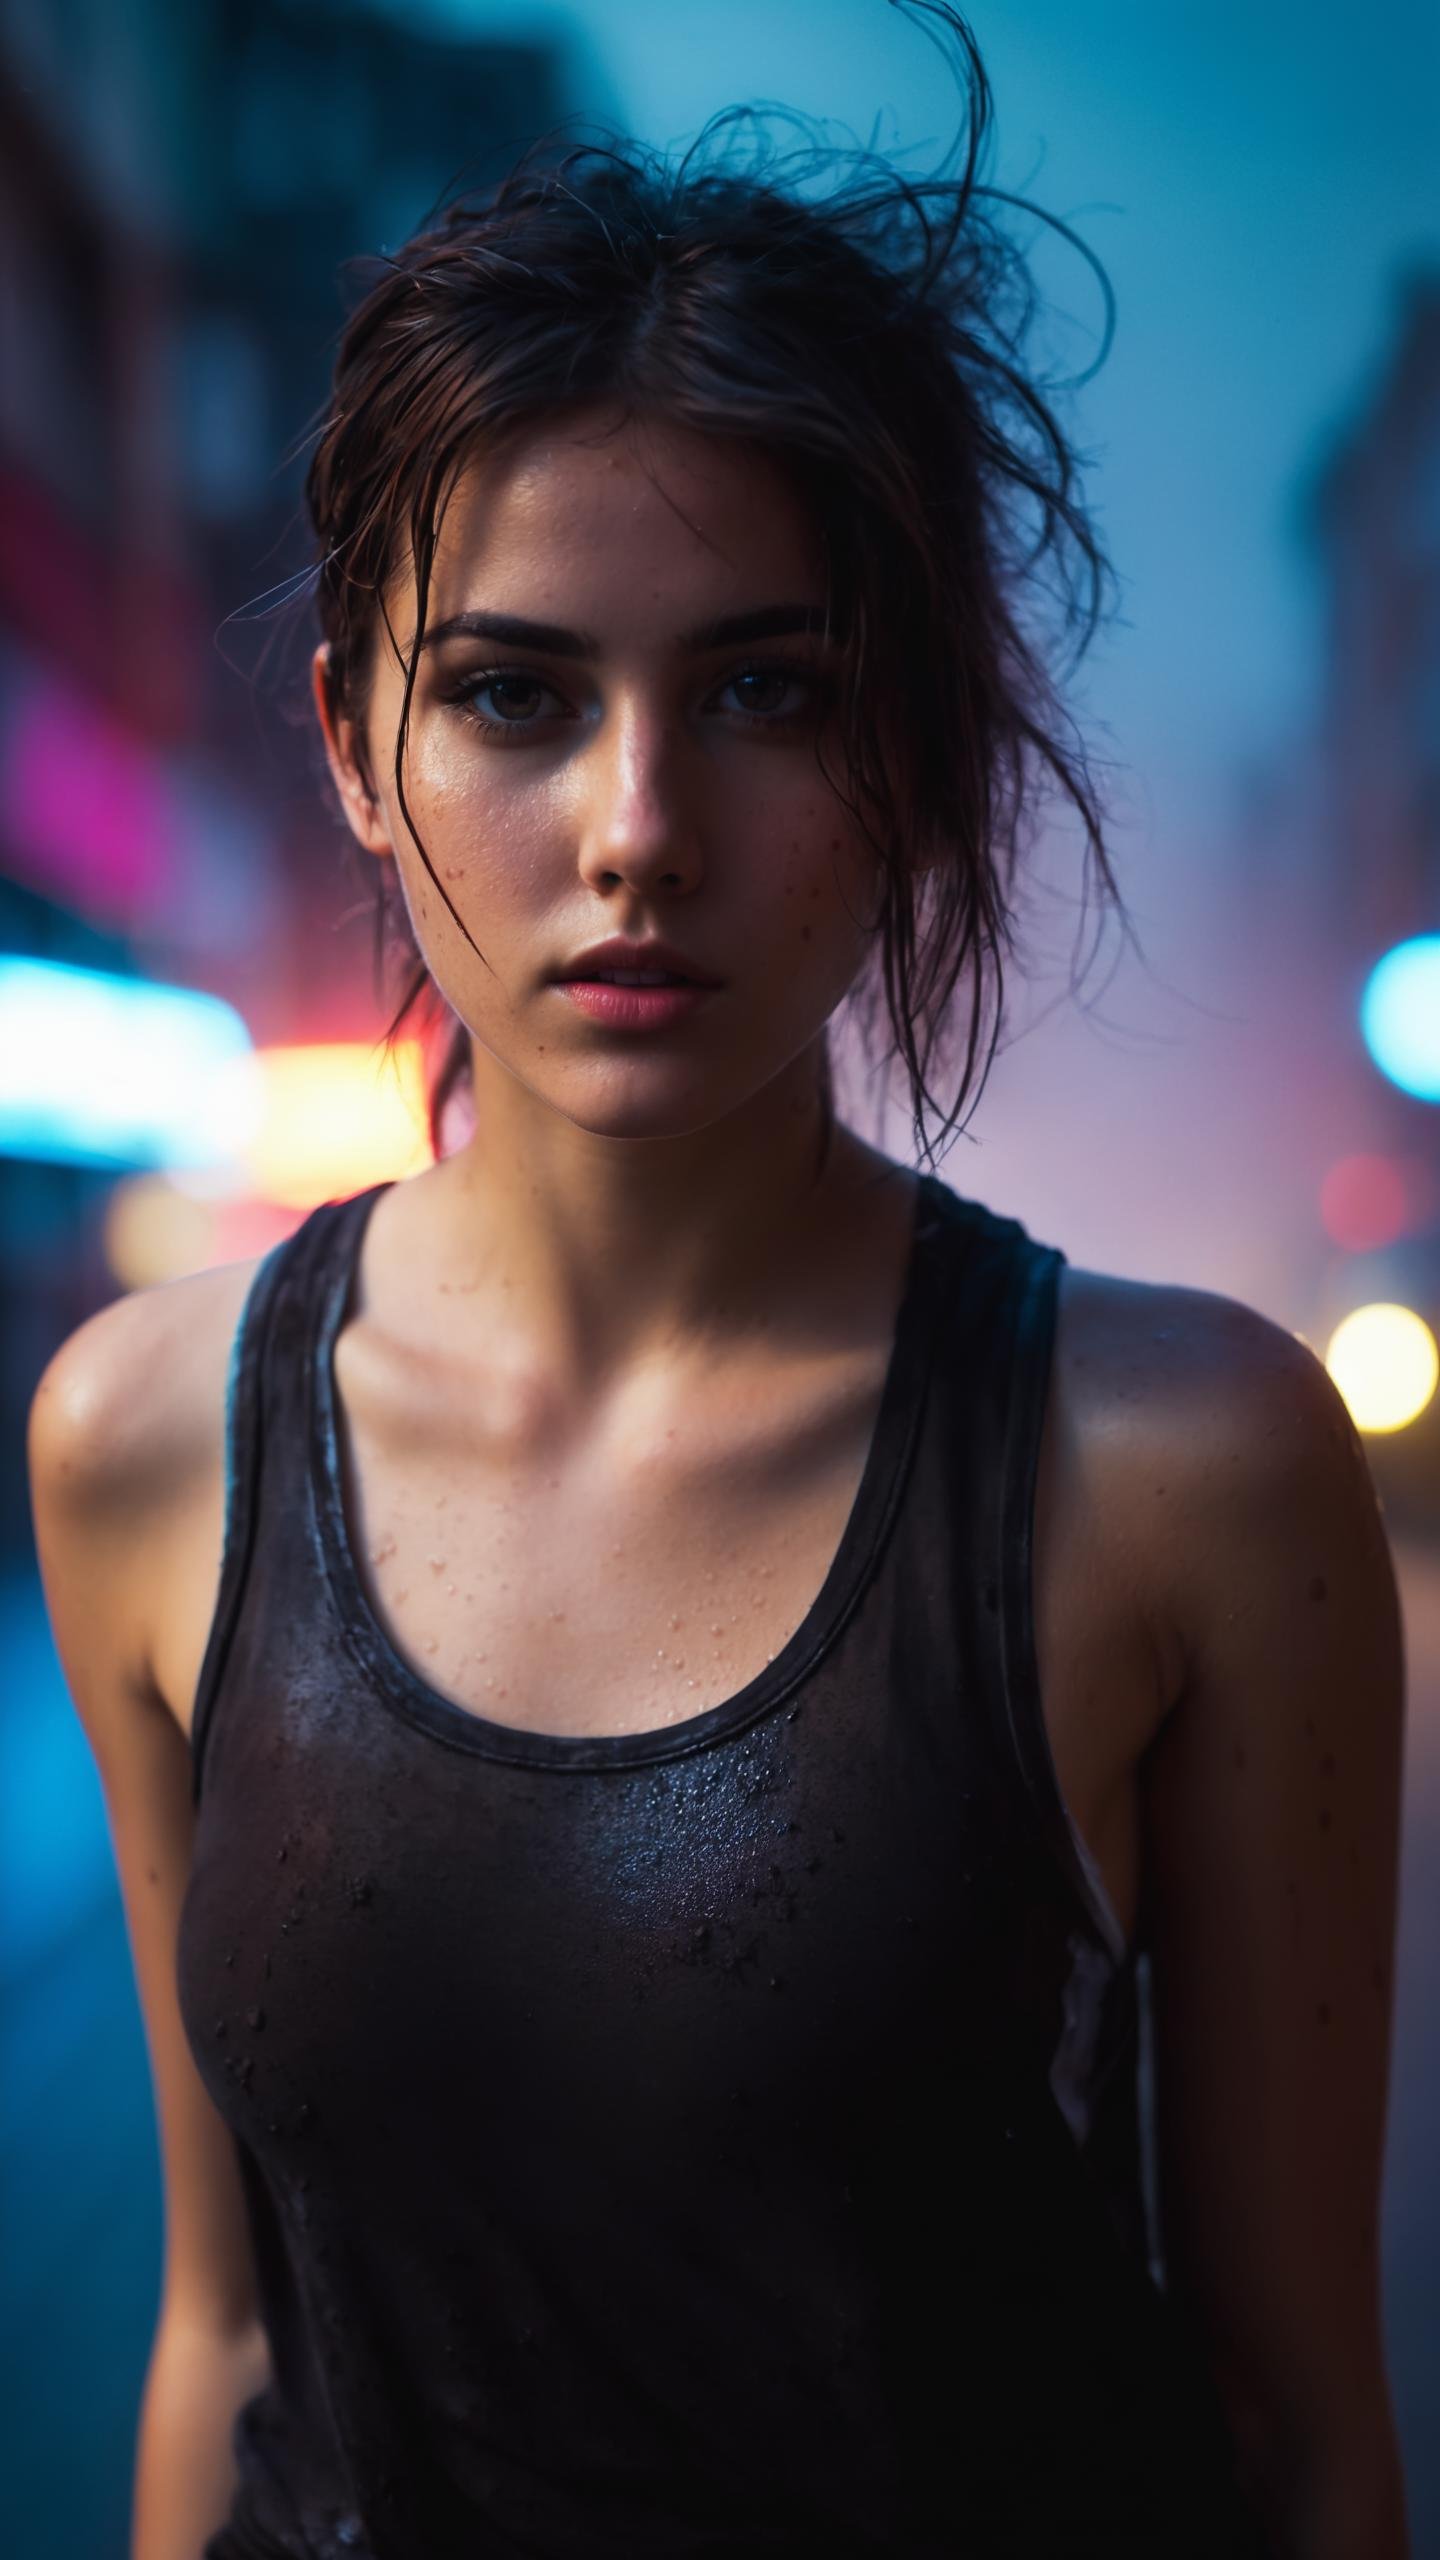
[555,980,716,1030]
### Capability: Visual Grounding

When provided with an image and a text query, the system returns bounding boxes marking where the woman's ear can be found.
[312,644,393,860]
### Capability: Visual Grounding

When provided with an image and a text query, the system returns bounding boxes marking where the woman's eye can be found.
[456,672,559,733]
[719,664,817,725]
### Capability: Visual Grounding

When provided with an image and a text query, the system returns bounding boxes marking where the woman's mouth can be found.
[554,978,716,1030]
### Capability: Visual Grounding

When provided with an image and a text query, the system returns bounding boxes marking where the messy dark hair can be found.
[305,1,1127,1169]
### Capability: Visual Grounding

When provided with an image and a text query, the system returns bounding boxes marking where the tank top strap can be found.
[189,1187,389,1805]
[993,1220,1131,1962]
[913,1180,1127,1964]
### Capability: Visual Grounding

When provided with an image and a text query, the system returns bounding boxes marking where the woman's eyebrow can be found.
[420,603,835,657]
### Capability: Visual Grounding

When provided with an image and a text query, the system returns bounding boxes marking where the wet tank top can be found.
[176,1174,1266,2559]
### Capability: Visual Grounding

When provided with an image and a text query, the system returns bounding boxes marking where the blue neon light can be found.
[0,957,256,1169]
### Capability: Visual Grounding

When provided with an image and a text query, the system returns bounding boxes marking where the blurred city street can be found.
[2,1,1438,2553]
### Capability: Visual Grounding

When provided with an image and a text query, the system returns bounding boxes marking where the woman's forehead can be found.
[397,416,828,650]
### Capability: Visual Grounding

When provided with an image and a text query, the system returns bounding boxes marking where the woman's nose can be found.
[574,703,703,895]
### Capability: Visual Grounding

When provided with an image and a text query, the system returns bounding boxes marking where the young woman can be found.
[28,17,1408,2558]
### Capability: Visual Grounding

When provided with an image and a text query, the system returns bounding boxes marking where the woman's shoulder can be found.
[28,1251,269,1528]
[1047,1259,1382,1686]
[28,1251,273,1751]
[1052,1259,1340,1459]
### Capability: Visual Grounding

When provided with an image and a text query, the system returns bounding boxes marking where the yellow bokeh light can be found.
[1324,1301,1439,1434]
[231,1040,432,1209]
[104,1173,219,1290]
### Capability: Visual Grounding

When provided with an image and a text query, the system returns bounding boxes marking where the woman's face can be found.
[316,406,882,1145]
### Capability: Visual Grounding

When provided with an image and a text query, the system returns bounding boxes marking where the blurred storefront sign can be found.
[0,637,280,954]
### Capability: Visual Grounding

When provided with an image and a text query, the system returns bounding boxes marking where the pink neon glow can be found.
[1319,1153,1411,1252]
[4,671,177,915]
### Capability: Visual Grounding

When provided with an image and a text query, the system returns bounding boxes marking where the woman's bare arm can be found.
[1138,1295,1408,2559]
[27,1273,271,2560]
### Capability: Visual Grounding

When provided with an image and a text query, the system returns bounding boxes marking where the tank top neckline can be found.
[309,1170,957,1772]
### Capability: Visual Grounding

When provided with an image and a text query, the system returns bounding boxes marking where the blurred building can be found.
[1218,272,1440,1530]
[1307,272,1440,1532]
[1313,270,1440,960]
[0,0,577,1554]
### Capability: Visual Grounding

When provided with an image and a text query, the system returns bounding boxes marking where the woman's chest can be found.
[348,1474,1152,1913]
[167,1275,1164,1950]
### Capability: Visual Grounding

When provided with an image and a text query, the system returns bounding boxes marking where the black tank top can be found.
[177,1174,1265,2559]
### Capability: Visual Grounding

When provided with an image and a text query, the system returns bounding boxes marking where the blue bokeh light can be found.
[0,957,256,1169]
[1359,935,1440,1101]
